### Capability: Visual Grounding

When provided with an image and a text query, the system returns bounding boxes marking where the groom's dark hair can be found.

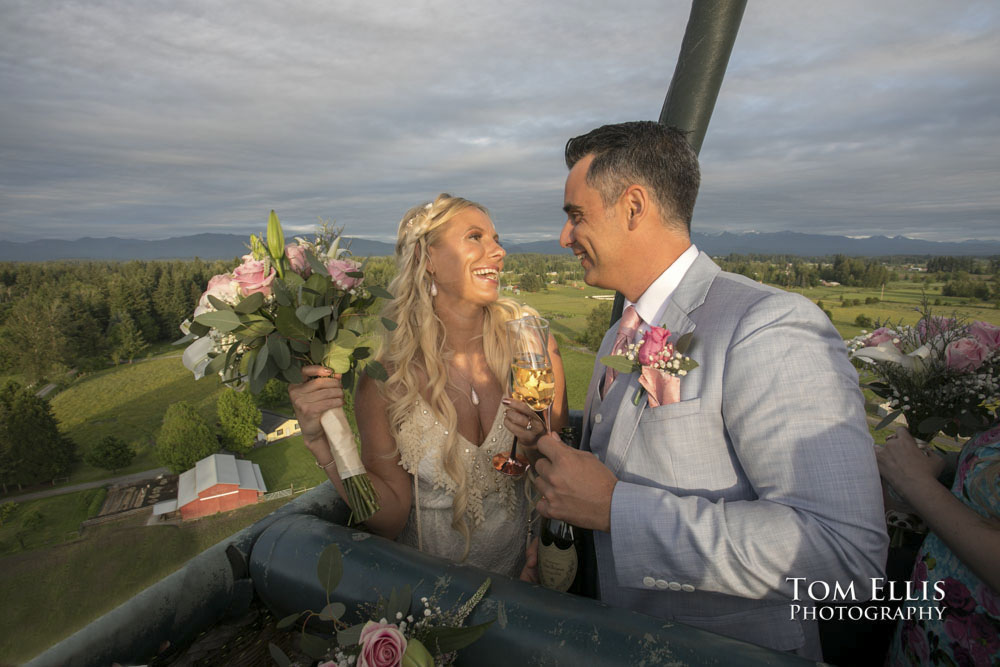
[565,121,700,231]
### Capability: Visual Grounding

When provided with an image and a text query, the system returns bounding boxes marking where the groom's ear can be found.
[622,185,650,231]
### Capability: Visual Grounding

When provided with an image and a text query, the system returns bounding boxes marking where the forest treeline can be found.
[2,253,998,383]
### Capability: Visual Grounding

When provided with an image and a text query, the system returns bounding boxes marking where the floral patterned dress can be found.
[887,422,1000,666]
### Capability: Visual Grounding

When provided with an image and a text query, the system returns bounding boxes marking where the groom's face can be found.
[561,154,628,292]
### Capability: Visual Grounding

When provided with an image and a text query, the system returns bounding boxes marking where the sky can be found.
[1,1,998,244]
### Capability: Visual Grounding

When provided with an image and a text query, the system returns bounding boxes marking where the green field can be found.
[0,488,105,555]
[0,497,295,665]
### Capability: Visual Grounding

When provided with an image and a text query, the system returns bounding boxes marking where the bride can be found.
[290,193,568,578]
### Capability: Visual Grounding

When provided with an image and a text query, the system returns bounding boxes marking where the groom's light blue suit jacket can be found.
[582,252,889,658]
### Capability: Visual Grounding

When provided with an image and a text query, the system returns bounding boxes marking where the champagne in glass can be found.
[493,315,552,476]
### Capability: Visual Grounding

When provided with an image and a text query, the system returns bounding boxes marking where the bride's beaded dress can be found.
[395,395,530,578]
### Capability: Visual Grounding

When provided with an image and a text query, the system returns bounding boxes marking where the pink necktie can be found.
[602,305,641,398]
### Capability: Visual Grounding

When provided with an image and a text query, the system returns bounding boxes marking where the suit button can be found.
[681,584,695,592]
[668,581,682,591]
[655,579,669,590]
[594,413,603,424]
[642,576,655,588]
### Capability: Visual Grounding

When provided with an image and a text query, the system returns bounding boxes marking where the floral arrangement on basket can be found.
[847,309,1000,451]
[177,211,395,521]
[269,544,493,667]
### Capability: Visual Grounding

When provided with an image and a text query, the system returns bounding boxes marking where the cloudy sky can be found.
[1,1,998,243]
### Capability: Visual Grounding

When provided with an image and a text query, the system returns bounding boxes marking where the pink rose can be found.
[945,337,990,372]
[865,327,895,347]
[637,326,671,366]
[232,255,276,297]
[978,582,1000,617]
[326,258,363,291]
[358,620,406,667]
[285,243,311,277]
[970,320,1000,350]
[194,273,239,316]
[941,577,976,614]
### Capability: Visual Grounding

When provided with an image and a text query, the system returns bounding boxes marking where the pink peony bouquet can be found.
[601,326,698,407]
[178,212,395,522]
[271,544,492,667]
[847,311,1000,450]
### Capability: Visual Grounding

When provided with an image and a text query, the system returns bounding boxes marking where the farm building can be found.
[258,409,301,444]
[153,453,266,520]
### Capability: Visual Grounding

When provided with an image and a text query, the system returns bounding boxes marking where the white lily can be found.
[182,336,214,380]
[853,341,931,372]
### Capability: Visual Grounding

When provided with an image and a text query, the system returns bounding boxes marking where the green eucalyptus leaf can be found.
[380,317,398,331]
[354,347,371,360]
[306,249,329,276]
[188,320,211,337]
[267,210,285,262]
[875,410,903,431]
[207,294,232,312]
[268,336,291,369]
[424,621,494,654]
[194,310,242,333]
[335,328,359,349]
[204,353,228,377]
[283,271,305,291]
[305,273,328,295]
[289,339,310,353]
[346,270,364,278]
[268,642,292,667]
[254,342,270,379]
[272,278,293,307]
[303,305,332,325]
[250,365,267,394]
[173,332,196,346]
[234,291,265,314]
[325,318,339,342]
[337,623,364,646]
[600,355,636,373]
[386,584,411,621]
[298,633,332,660]
[276,306,314,339]
[319,602,345,622]
[236,315,275,338]
[276,612,302,630]
[240,348,257,375]
[368,285,393,300]
[281,364,304,383]
[310,338,325,365]
[364,360,388,382]
[674,331,694,355]
[323,344,353,373]
[317,543,344,594]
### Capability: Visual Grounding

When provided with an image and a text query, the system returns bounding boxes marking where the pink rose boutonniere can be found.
[601,326,698,408]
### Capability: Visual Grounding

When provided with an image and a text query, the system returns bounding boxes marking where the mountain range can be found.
[2,230,999,261]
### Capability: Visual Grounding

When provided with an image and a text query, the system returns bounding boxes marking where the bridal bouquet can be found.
[178,212,394,521]
[270,544,493,667]
[847,311,1000,451]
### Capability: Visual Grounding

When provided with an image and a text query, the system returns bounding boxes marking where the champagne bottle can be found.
[537,427,579,592]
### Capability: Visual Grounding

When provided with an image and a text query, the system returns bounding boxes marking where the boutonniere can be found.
[601,327,699,407]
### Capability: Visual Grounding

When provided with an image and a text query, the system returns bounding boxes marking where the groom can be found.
[530,121,888,659]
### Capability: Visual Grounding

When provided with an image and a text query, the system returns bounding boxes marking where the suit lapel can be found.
[603,252,720,474]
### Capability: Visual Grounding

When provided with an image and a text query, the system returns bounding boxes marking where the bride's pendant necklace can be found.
[448,362,485,444]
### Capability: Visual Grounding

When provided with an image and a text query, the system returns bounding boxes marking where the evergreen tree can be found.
[257,378,289,409]
[217,389,261,454]
[581,301,615,351]
[85,435,136,472]
[0,381,77,490]
[156,401,218,473]
[110,314,149,363]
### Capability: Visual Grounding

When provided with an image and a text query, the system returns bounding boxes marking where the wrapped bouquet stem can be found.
[320,407,379,521]
[178,211,396,523]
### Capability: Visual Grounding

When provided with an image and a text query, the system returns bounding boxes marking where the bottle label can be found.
[538,543,577,592]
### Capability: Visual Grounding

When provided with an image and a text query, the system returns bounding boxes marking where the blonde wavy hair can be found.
[378,193,534,559]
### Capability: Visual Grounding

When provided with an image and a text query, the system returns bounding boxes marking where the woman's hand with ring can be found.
[502,397,544,447]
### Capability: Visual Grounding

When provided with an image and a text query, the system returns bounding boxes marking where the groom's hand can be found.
[532,433,617,533]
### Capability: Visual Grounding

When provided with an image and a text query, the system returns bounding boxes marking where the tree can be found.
[85,435,136,472]
[519,273,544,292]
[217,389,261,454]
[0,381,77,491]
[257,378,289,409]
[581,301,615,351]
[156,401,219,473]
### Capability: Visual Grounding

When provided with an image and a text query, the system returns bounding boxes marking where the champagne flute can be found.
[493,315,555,476]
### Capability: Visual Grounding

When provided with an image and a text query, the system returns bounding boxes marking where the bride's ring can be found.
[525,421,532,431]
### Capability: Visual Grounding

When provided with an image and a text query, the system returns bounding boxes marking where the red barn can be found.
[153,453,266,520]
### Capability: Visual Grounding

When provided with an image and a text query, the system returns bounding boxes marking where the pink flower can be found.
[918,316,956,342]
[637,326,671,366]
[865,327,895,347]
[941,577,977,614]
[970,321,1000,350]
[232,255,276,297]
[285,243,311,277]
[194,273,239,316]
[945,337,990,372]
[358,620,407,667]
[899,620,930,665]
[326,258,364,291]
[978,582,1000,617]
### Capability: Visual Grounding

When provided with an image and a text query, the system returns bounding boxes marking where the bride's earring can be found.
[430,280,438,297]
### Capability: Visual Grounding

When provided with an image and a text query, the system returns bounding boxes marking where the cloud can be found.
[1,0,997,243]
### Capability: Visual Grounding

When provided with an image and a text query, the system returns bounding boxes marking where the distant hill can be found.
[2,230,999,261]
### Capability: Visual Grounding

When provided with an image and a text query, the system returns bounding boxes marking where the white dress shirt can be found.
[624,243,700,331]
